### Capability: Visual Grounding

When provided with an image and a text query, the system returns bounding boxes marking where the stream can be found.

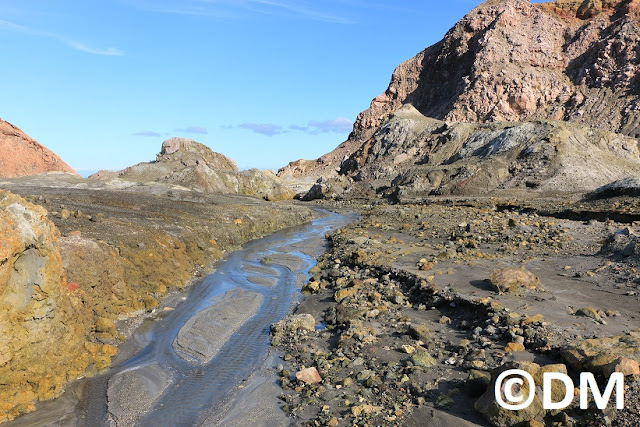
[9,211,354,427]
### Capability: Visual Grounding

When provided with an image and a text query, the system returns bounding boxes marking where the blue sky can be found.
[1,0,489,175]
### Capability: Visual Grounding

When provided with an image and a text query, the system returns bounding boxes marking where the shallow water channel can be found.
[9,211,354,427]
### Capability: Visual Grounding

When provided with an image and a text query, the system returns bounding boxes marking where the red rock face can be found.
[0,119,77,178]
[279,0,640,180]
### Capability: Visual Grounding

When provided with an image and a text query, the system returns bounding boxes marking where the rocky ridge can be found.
[280,0,640,197]
[0,119,77,178]
[304,105,640,201]
[94,137,293,200]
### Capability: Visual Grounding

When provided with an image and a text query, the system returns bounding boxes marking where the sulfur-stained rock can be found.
[505,342,525,353]
[0,190,94,421]
[475,362,545,427]
[561,330,640,374]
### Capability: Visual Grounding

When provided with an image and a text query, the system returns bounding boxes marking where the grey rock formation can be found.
[92,138,294,200]
[585,176,640,199]
[306,105,640,200]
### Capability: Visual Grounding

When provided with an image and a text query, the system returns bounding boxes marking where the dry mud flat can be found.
[272,198,640,426]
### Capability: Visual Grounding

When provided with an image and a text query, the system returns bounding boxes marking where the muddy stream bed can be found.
[9,211,355,427]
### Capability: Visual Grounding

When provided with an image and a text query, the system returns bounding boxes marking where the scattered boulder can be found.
[505,342,525,353]
[600,227,640,262]
[474,361,570,426]
[561,329,640,374]
[271,314,316,345]
[489,267,541,294]
[575,306,604,324]
[603,357,640,377]
[296,367,322,385]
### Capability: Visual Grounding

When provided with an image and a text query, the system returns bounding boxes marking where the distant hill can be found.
[91,137,294,200]
[0,119,77,178]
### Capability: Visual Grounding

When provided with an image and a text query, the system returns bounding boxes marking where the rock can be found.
[334,286,358,303]
[602,357,640,377]
[411,351,437,368]
[295,367,321,385]
[600,228,640,262]
[0,191,96,420]
[402,345,416,354]
[466,370,491,398]
[301,281,320,294]
[111,138,294,200]
[585,177,640,200]
[408,324,432,341]
[561,329,640,374]
[417,258,433,271]
[489,267,540,294]
[0,119,77,178]
[576,306,604,324]
[505,342,525,353]
[271,314,316,345]
[475,361,546,427]
[95,317,117,336]
[521,314,544,326]
[351,404,382,416]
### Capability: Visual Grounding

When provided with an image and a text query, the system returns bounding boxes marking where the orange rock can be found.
[296,367,322,384]
[603,357,640,377]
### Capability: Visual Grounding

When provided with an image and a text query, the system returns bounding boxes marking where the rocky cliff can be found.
[94,138,293,200]
[0,119,77,178]
[0,191,98,420]
[281,0,640,195]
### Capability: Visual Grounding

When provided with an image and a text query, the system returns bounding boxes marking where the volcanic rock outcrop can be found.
[281,0,640,198]
[304,105,640,200]
[95,138,293,200]
[0,119,77,178]
[0,191,97,421]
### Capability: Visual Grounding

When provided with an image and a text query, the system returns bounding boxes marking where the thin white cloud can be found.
[0,19,124,56]
[67,42,124,56]
[121,0,354,23]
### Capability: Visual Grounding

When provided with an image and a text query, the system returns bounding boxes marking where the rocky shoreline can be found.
[271,198,640,426]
